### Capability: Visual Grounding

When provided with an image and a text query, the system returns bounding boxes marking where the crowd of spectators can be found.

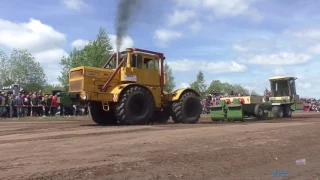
[1,88,318,118]
[301,98,320,112]
[0,90,59,119]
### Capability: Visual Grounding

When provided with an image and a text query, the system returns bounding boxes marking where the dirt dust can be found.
[0,112,319,180]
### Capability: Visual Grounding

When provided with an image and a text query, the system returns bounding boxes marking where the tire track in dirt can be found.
[0,113,319,180]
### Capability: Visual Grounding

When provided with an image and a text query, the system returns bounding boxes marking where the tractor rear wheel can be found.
[254,104,264,118]
[283,105,292,117]
[89,101,118,125]
[170,91,201,124]
[272,106,284,118]
[114,86,154,125]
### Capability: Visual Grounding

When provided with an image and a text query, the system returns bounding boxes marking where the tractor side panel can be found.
[82,69,120,94]
[68,66,121,103]
[147,86,162,108]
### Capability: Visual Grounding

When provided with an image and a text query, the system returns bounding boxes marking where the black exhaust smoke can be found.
[115,0,142,52]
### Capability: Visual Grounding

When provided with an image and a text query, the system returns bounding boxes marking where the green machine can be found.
[210,76,303,121]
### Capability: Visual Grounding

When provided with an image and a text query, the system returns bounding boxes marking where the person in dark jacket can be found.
[9,94,15,118]
[31,94,38,116]
[0,93,5,118]
[23,94,30,117]
[15,93,23,118]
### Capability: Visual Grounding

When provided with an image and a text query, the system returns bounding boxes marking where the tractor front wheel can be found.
[114,86,154,125]
[170,91,201,124]
[272,106,284,118]
[283,105,292,117]
[89,101,118,125]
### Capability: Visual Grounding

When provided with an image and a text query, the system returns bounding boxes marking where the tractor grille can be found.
[70,70,83,79]
[69,80,82,92]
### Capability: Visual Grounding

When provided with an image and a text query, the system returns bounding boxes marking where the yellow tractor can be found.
[58,48,202,125]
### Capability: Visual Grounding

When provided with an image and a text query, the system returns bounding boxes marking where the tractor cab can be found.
[268,76,299,103]
[101,48,165,93]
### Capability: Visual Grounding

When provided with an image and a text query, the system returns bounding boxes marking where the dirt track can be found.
[0,113,319,180]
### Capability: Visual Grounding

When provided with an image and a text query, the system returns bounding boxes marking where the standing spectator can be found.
[20,93,25,116]
[4,93,9,117]
[38,90,44,116]
[44,95,52,116]
[0,93,2,118]
[40,94,46,117]
[0,93,5,119]
[52,94,58,116]
[27,92,32,116]
[23,94,30,117]
[15,93,23,118]
[207,93,212,105]
[9,94,15,118]
[31,94,38,116]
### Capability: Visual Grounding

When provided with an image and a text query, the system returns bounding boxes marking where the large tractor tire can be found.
[114,86,155,125]
[170,91,201,124]
[89,101,118,125]
[283,105,292,117]
[254,104,264,118]
[272,106,284,118]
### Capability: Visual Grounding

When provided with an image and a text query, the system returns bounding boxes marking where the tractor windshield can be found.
[270,80,289,97]
[105,53,127,69]
[289,79,296,95]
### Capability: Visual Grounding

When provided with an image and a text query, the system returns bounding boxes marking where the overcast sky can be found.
[0,0,319,98]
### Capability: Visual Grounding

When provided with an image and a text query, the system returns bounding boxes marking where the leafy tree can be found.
[232,84,250,95]
[0,49,47,91]
[207,80,250,95]
[250,90,260,96]
[206,80,224,94]
[164,63,176,92]
[58,27,113,87]
[82,27,114,67]
[42,84,65,94]
[58,48,84,88]
[190,71,207,98]
[0,50,10,86]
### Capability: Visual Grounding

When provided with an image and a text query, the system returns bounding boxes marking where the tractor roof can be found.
[126,48,165,60]
[269,76,297,81]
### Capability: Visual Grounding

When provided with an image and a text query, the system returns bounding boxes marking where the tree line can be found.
[0,49,63,93]
[0,27,257,96]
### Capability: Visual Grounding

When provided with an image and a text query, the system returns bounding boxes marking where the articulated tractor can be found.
[58,48,202,125]
[210,76,303,121]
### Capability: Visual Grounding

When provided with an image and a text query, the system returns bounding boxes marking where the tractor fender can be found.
[168,88,200,102]
[110,83,156,103]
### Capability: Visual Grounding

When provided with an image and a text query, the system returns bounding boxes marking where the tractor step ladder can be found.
[102,102,110,111]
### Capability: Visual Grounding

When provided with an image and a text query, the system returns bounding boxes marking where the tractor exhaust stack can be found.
[116,51,120,67]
